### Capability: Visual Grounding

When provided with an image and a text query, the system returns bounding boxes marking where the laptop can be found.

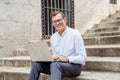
[26,40,52,62]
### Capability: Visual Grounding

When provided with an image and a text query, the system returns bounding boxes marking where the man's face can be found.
[51,13,66,33]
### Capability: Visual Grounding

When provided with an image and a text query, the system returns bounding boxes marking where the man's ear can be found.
[64,17,67,23]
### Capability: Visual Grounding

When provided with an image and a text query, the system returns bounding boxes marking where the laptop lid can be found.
[26,40,52,62]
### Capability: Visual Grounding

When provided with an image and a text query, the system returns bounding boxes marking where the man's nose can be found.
[55,21,60,25]
[56,22,59,24]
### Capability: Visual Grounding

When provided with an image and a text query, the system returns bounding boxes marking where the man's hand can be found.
[52,55,69,62]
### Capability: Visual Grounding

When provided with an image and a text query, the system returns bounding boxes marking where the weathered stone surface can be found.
[85,26,120,33]
[100,10,120,23]
[0,66,120,80]
[83,31,120,37]
[1,56,120,72]
[14,49,29,56]
[84,35,120,45]
[86,45,120,57]
[0,56,31,67]
[83,57,120,72]
[0,0,41,56]
[0,0,120,80]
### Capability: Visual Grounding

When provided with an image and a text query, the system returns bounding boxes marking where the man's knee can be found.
[50,62,61,69]
[32,62,42,71]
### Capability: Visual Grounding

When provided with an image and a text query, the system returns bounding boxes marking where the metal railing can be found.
[41,0,74,39]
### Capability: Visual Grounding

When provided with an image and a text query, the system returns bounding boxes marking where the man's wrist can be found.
[65,56,69,62]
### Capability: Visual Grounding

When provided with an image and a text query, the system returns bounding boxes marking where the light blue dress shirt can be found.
[50,27,87,65]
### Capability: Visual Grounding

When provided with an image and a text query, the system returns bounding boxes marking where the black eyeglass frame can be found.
[52,18,64,24]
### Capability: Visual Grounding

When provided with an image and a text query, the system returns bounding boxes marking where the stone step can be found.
[101,17,120,23]
[0,56,32,67]
[0,56,120,72]
[100,18,109,23]
[0,66,120,80]
[84,35,120,45]
[83,57,120,72]
[49,45,120,57]
[91,24,98,29]
[83,31,120,37]
[0,66,29,80]
[46,33,120,47]
[85,26,120,33]
[108,13,120,20]
[98,21,120,27]
[86,45,120,57]
[111,10,120,16]
[100,13,120,22]
[99,16,120,26]
[13,49,29,56]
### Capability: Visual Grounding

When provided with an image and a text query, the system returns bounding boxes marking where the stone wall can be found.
[0,0,41,57]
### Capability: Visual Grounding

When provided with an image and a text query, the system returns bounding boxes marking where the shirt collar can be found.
[57,26,69,37]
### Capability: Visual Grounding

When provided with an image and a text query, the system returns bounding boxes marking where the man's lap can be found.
[33,61,82,77]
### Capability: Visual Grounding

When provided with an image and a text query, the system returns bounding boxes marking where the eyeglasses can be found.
[52,18,64,24]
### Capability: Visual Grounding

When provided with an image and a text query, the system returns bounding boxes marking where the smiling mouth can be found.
[57,25,63,28]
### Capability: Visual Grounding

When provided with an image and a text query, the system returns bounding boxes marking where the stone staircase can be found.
[1,12,120,80]
[82,10,120,75]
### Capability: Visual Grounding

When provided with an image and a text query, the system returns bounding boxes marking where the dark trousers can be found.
[28,61,82,80]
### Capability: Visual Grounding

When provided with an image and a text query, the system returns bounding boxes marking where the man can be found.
[28,11,87,80]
